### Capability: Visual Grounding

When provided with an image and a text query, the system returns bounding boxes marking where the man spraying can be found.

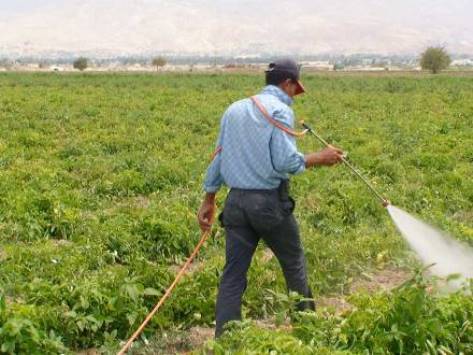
[198,59,344,337]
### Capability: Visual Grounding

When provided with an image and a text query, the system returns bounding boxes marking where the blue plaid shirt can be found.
[203,85,306,193]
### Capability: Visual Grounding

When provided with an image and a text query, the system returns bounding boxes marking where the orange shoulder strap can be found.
[250,96,307,138]
[209,96,306,161]
[210,145,222,161]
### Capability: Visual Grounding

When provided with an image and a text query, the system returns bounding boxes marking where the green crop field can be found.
[0,72,472,354]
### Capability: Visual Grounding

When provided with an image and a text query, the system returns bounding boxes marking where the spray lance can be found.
[300,121,390,208]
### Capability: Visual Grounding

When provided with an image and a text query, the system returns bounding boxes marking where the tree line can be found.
[72,56,167,71]
[1,48,453,74]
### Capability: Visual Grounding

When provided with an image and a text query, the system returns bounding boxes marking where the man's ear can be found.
[280,78,291,89]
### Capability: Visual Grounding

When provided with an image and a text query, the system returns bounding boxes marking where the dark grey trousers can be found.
[215,185,315,337]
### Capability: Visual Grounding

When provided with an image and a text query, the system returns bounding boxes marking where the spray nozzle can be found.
[300,120,312,132]
[382,199,391,208]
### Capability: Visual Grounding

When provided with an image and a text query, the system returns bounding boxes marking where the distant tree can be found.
[420,46,451,74]
[0,58,13,69]
[38,62,49,69]
[333,63,344,71]
[73,57,88,71]
[152,56,167,71]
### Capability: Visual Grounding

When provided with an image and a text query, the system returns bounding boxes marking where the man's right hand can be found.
[305,145,344,168]
[197,193,217,232]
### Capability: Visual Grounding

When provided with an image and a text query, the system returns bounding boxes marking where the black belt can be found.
[229,180,290,200]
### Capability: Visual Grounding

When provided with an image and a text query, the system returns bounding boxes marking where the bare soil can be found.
[349,267,410,293]
[0,248,7,261]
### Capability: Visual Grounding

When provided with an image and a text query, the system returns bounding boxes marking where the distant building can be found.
[451,59,473,66]
[302,61,332,70]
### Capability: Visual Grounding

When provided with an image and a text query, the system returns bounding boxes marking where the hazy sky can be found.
[1,0,472,55]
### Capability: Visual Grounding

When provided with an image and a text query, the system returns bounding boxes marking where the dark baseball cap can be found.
[265,58,305,95]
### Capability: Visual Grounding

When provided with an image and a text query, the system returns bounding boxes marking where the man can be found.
[197,58,344,337]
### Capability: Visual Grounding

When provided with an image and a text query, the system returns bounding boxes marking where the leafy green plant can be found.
[0,294,67,354]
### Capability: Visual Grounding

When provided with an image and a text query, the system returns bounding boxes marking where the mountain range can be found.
[1,0,472,57]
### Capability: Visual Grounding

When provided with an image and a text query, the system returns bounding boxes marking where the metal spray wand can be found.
[301,121,389,207]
